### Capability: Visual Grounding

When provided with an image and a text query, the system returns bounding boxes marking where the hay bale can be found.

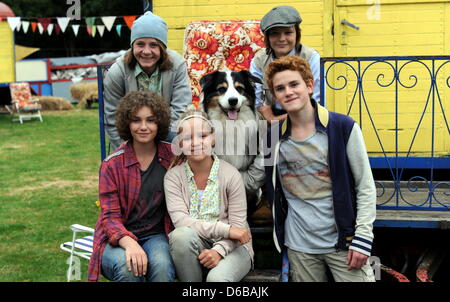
[36,96,74,110]
[70,82,98,109]
[70,82,98,101]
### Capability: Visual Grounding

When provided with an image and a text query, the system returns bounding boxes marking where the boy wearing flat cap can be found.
[250,6,321,123]
[263,55,376,282]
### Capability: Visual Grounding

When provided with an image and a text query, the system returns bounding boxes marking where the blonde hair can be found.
[169,105,214,168]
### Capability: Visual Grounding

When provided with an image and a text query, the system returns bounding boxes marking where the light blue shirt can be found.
[250,48,321,109]
[278,131,338,254]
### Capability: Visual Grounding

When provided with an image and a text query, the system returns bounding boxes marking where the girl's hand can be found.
[198,249,223,269]
[229,226,252,245]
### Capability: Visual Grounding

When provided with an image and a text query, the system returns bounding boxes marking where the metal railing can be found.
[320,56,449,210]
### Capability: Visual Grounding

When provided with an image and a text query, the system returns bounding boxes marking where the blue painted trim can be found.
[374,220,444,229]
[322,55,450,61]
[377,205,449,211]
[370,157,449,169]
[142,0,152,12]
[97,66,106,161]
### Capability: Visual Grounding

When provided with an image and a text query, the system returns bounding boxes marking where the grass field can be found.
[0,109,101,281]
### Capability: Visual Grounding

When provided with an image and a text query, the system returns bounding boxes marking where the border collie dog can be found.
[200,70,262,212]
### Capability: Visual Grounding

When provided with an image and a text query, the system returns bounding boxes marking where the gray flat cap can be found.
[260,6,302,33]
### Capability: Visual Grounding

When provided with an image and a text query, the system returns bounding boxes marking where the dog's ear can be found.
[237,70,262,86]
[199,71,218,91]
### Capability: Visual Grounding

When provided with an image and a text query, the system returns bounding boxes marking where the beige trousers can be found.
[287,248,376,282]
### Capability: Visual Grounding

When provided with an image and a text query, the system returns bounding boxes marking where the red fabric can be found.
[37,18,51,31]
[183,20,264,108]
[87,141,174,282]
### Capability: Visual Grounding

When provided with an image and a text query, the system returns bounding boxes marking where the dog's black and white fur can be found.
[200,70,262,213]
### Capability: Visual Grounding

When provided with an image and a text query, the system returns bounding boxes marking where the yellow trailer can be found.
[154,0,449,157]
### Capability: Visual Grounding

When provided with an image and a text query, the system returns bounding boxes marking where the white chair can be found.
[60,224,94,281]
[8,82,43,123]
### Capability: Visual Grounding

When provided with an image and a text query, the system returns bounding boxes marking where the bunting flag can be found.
[31,22,37,32]
[22,21,30,34]
[72,24,80,36]
[85,17,96,30]
[57,17,70,33]
[116,24,122,37]
[5,14,139,38]
[86,25,92,36]
[47,23,54,35]
[55,24,61,35]
[37,18,51,31]
[101,16,116,31]
[97,25,105,37]
[123,16,136,30]
[37,23,44,34]
[7,17,21,31]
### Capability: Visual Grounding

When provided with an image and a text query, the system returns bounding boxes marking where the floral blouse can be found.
[184,155,221,222]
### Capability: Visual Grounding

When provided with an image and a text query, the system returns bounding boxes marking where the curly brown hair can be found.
[265,55,314,96]
[115,90,170,142]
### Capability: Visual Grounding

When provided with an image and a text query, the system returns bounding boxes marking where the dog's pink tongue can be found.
[227,110,238,120]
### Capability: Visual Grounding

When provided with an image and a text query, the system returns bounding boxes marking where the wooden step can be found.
[242,269,280,282]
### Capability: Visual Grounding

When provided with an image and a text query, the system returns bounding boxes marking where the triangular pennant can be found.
[22,21,30,34]
[101,16,116,31]
[91,25,97,37]
[37,23,44,34]
[86,25,92,36]
[72,24,80,36]
[31,22,37,32]
[123,16,136,30]
[7,17,21,31]
[116,24,122,37]
[55,24,61,35]
[37,18,51,31]
[97,25,105,37]
[47,23,54,35]
[85,17,96,30]
[57,17,70,33]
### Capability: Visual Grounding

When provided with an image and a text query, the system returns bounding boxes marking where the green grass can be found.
[0,109,102,281]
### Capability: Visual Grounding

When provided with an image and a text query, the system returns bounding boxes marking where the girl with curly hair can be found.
[88,90,176,282]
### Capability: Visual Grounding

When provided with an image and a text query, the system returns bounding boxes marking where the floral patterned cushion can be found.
[10,83,42,110]
[183,20,264,107]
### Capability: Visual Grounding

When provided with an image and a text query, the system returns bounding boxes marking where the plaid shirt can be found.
[87,141,174,282]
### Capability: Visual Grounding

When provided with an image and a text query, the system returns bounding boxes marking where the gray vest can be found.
[253,44,316,107]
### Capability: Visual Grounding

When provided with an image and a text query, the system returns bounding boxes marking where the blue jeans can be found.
[101,233,175,282]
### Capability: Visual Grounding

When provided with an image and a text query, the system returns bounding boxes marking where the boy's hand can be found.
[346,249,369,270]
[198,249,223,269]
[259,105,287,123]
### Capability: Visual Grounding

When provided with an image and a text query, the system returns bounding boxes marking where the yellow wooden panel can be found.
[338,0,450,5]
[154,0,325,55]
[0,22,15,83]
